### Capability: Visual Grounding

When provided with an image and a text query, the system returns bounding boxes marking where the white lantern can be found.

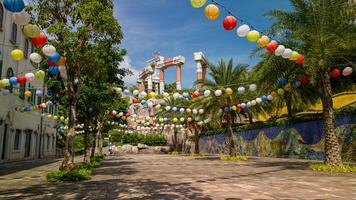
[246,102,252,108]
[251,100,257,106]
[199,109,204,114]
[165,106,171,111]
[25,72,35,82]
[237,87,245,94]
[256,98,262,104]
[240,103,246,109]
[147,101,154,108]
[236,24,250,37]
[173,92,180,99]
[179,108,185,113]
[192,109,198,115]
[214,89,222,96]
[198,121,204,126]
[29,52,42,64]
[282,48,293,59]
[13,11,31,26]
[133,89,139,96]
[275,45,285,56]
[249,84,257,92]
[267,95,274,101]
[139,91,147,98]
[119,112,124,117]
[112,110,117,115]
[180,117,185,122]
[204,118,211,123]
[187,117,193,122]
[42,45,56,56]
[204,90,211,97]
[163,92,170,98]
[186,108,192,113]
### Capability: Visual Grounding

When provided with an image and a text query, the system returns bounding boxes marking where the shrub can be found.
[219,155,248,161]
[110,131,167,146]
[46,169,91,182]
[90,153,105,163]
[308,164,356,173]
[170,151,181,156]
[190,153,205,157]
[75,161,100,170]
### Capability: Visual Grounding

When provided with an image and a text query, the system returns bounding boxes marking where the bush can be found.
[75,161,100,170]
[190,153,205,157]
[308,164,356,173]
[46,169,91,182]
[90,153,106,163]
[219,155,248,161]
[110,131,167,146]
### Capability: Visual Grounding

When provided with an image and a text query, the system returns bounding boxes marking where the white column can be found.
[147,75,153,92]
[160,81,165,94]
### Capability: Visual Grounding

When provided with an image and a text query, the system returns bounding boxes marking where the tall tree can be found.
[31,0,126,170]
[267,0,356,165]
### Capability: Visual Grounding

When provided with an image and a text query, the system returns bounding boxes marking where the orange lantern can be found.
[24,91,32,97]
[204,4,220,20]
[56,57,66,66]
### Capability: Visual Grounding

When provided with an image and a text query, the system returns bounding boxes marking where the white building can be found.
[0,1,57,163]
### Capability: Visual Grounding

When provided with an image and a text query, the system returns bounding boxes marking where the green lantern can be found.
[35,70,45,80]
[23,24,41,38]
[191,0,207,8]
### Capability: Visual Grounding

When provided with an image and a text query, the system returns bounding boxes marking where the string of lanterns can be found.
[190,0,305,65]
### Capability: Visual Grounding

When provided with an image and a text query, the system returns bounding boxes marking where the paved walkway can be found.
[0,155,355,200]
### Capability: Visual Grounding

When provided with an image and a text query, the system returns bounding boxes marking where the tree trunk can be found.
[96,120,104,153]
[320,67,342,166]
[83,119,91,163]
[226,113,237,157]
[193,122,200,154]
[60,88,76,170]
[286,96,293,119]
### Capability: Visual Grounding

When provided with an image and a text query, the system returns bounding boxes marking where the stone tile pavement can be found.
[0,154,355,200]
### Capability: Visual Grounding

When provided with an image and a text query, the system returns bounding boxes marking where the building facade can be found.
[0,1,57,163]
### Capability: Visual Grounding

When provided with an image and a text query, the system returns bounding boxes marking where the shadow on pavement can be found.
[0,159,60,176]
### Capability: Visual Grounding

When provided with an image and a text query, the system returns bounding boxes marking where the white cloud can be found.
[119,56,140,87]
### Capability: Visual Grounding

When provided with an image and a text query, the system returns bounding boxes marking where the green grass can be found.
[308,164,356,173]
[46,169,91,182]
[219,155,248,161]
[190,153,205,157]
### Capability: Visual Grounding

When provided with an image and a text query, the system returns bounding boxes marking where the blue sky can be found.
[114,0,292,88]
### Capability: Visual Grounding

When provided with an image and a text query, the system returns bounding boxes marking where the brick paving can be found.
[0,154,355,200]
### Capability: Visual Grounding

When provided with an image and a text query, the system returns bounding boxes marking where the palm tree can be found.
[267,0,356,166]
[193,59,249,156]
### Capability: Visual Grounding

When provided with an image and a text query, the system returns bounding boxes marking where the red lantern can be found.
[192,91,200,98]
[132,98,139,104]
[17,76,26,85]
[125,113,130,117]
[266,40,278,52]
[31,32,47,48]
[330,68,341,78]
[223,16,237,31]
[300,76,311,85]
[48,60,57,66]
[236,104,241,110]
[295,54,304,64]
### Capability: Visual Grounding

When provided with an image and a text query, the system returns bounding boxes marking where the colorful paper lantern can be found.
[199,109,204,114]
[223,16,237,31]
[204,4,220,20]
[42,45,56,56]
[237,87,245,94]
[17,75,26,85]
[282,48,293,59]
[34,70,45,80]
[155,104,161,110]
[342,67,353,76]
[24,90,32,97]
[295,54,304,64]
[246,30,260,42]
[192,91,200,98]
[251,100,257,106]
[278,77,288,87]
[190,0,207,8]
[3,0,25,13]
[48,66,59,75]
[293,81,302,88]
[214,89,222,96]
[165,106,171,111]
[277,88,285,96]
[13,11,30,25]
[48,52,61,62]
[289,51,299,61]
[236,24,250,37]
[231,105,237,111]
[35,90,43,97]
[275,45,286,56]
[257,36,270,48]
[300,76,311,85]
[11,49,24,61]
[330,68,341,78]
[173,118,178,123]
[29,52,42,64]
[23,24,41,38]
[266,40,278,52]
[0,79,10,87]
[9,77,17,85]
[225,88,233,95]
[56,57,66,66]
[172,107,178,112]
[186,108,192,113]
[204,90,211,97]
[25,72,35,82]
[249,84,257,92]
[31,32,47,48]
[133,89,139,96]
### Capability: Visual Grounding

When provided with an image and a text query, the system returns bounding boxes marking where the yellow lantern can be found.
[191,0,206,8]
[47,114,52,119]
[277,88,285,96]
[149,91,156,98]
[24,90,32,97]
[155,104,161,110]
[284,83,292,92]
[53,116,58,120]
[173,118,178,123]
[11,49,24,61]
[289,51,299,61]
[246,30,260,42]
[204,4,220,20]
[225,88,233,95]
[23,24,41,38]
[257,35,270,48]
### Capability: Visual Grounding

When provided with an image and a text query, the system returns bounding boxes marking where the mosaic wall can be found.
[199,115,356,161]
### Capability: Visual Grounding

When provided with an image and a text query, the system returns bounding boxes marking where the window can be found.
[19,84,25,100]
[47,135,50,149]
[14,130,21,150]
[6,68,14,93]
[10,23,17,44]
[24,39,29,57]
[52,136,55,149]
[0,4,3,30]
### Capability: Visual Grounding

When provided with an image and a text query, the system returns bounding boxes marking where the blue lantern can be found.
[140,100,146,105]
[224,106,231,112]
[47,90,53,96]
[47,52,61,62]
[278,77,288,87]
[172,107,177,112]
[182,92,189,98]
[262,95,268,102]
[24,106,31,112]
[48,66,59,75]
[3,0,25,13]
[9,76,18,85]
